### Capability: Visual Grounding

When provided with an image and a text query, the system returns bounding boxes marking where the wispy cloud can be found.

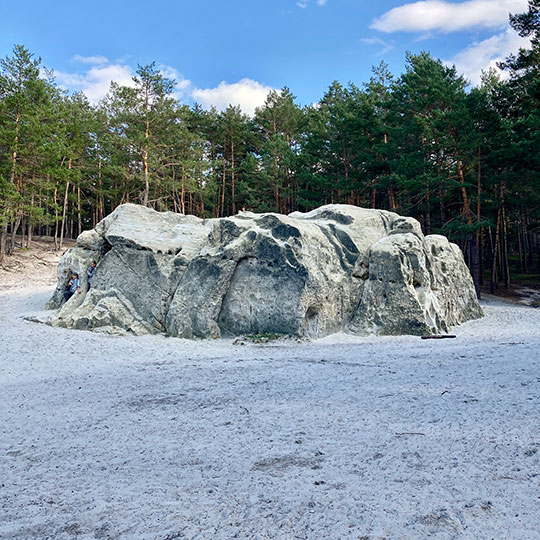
[447,27,531,85]
[296,0,328,8]
[192,79,275,116]
[72,54,109,65]
[371,0,528,33]
[360,37,394,56]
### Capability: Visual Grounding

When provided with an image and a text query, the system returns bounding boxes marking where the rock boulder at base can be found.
[48,203,482,338]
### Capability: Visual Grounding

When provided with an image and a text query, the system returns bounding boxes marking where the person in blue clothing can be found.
[63,272,81,303]
[87,261,97,289]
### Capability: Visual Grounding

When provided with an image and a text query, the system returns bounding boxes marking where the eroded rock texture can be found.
[48,203,482,337]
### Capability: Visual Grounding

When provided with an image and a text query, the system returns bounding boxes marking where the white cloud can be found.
[72,54,109,65]
[447,27,531,85]
[56,57,275,115]
[55,62,195,105]
[371,0,528,33]
[55,64,135,104]
[192,79,275,116]
[297,1,308,7]
[157,64,193,101]
[317,0,328,5]
[361,37,394,56]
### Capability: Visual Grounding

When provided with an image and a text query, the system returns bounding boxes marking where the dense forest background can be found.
[1,1,539,296]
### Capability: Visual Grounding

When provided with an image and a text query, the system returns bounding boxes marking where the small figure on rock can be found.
[87,261,97,290]
[63,272,81,303]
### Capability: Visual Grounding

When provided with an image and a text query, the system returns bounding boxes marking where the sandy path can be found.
[0,248,539,539]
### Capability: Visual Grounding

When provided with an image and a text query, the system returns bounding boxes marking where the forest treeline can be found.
[1,1,539,295]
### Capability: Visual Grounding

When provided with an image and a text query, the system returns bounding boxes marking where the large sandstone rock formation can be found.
[47,203,482,338]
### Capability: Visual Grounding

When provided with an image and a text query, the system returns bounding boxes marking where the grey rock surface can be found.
[48,203,482,337]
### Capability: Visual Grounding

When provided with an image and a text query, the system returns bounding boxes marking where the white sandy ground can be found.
[1,248,539,539]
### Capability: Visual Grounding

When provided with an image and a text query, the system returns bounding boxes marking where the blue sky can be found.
[0,0,531,113]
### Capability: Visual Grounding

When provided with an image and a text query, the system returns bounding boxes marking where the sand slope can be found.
[0,247,539,539]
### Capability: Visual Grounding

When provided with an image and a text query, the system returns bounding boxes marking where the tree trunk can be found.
[498,181,510,289]
[457,160,472,222]
[0,223,7,263]
[181,170,186,214]
[523,219,530,273]
[10,109,20,185]
[518,220,525,273]
[388,187,396,210]
[27,221,32,248]
[21,216,26,248]
[490,210,501,294]
[98,155,104,221]
[273,147,280,212]
[142,148,149,207]
[221,159,226,217]
[9,212,23,253]
[59,159,72,250]
[69,183,75,239]
[26,193,34,248]
[142,86,150,207]
[77,182,82,236]
[502,211,510,289]
[53,184,59,250]
[231,138,236,214]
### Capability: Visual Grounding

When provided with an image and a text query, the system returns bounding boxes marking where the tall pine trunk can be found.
[231,138,236,215]
[59,159,72,250]
[221,159,226,217]
[142,85,151,207]
[98,155,104,221]
[53,184,59,250]
[77,182,82,236]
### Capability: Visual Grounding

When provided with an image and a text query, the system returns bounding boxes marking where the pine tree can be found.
[0,45,51,258]
[254,88,304,213]
[104,63,176,207]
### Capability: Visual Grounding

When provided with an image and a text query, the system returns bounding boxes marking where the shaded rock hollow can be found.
[48,203,482,337]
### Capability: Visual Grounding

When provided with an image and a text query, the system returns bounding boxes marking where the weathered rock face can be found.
[48,203,482,338]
